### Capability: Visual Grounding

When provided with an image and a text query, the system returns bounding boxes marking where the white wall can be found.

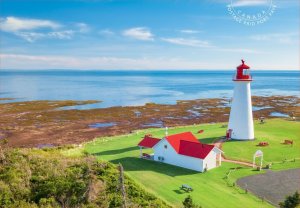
[153,139,204,172]
[203,148,220,171]
[228,81,254,140]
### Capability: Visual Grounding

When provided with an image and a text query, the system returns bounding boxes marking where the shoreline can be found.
[0,95,299,148]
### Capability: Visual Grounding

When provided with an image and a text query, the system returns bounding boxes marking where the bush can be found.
[0,148,170,208]
[279,191,300,208]
[182,195,201,208]
[108,195,122,208]
[0,181,13,206]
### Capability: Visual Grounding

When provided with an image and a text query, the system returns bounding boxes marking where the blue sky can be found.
[0,0,299,70]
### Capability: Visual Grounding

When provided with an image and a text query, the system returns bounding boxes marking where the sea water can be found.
[0,70,299,109]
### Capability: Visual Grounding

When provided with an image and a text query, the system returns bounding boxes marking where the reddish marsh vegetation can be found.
[0,96,298,147]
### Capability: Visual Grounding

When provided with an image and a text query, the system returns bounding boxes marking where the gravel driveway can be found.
[237,168,300,207]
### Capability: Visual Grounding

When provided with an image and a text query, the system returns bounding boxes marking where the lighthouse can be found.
[227,60,254,140]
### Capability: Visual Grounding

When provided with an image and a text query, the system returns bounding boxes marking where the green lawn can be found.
[222,119,300,167]
[69,118,299,208]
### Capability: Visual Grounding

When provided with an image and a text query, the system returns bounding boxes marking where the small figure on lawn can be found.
[290,112,296,121]
[283,139,294,147]
[259,142,269,146]
[259,117,265,124]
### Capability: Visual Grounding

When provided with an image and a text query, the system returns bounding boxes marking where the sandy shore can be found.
[0,96,299,148]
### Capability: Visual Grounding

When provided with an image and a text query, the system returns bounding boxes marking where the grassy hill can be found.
[79,118,300,208]
[0,147,170,208]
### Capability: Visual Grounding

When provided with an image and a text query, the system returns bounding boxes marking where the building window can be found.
[158,156,164,161]
[164,145,167,149]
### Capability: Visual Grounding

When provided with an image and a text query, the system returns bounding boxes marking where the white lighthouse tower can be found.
[227,60,254,140]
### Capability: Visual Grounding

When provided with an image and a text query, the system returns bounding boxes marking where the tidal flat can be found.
[0,96,299,148]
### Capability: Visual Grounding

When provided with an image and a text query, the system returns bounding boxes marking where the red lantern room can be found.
[233,59,252,81]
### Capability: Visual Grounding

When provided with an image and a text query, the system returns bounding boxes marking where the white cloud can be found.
[14,32,45,43]
[230,0,270,7]
[122,27,154,41]
[76,23,90,33]
[48,30,74,39]
[99,29,115,36]
[1,53,298,70]
[14,30,74,42]
[161,37,260,53]
[161,37,212,48]
[215,48,262,54]
[180,29,201,34]
[0,16,60,32]
[0,53,217,70]
[250,32,298,44]
[0,16,82,42]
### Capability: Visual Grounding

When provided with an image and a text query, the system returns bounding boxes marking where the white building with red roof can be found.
[138,132,222,172]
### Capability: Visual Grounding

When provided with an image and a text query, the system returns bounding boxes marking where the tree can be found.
[182,195,201,208]
[279,191,300,208]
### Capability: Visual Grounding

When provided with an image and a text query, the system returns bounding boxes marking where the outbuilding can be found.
[138,132,223,172]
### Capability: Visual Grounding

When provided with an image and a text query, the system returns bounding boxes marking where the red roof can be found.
[137,132,216,159]
[166,132,215,159]
[138,136,161,148]
[237,60,250,70]
[235,59,252,81]
[165,132,199,152]
[178,140,214,159]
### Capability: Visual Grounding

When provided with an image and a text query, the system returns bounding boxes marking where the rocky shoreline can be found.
[0,96,299,148]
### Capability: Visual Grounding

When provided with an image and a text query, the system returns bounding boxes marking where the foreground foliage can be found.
[0,148,169,208]
[279,192,300,208]
[182,195,201,208]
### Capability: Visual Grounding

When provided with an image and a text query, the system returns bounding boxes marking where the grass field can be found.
[222,119,300,166]
[68,118,300,208]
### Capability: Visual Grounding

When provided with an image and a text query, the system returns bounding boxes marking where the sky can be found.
[0,0,299,70]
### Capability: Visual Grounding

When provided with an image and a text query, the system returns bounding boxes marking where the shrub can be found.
[182,195,201,208]
[279,191,300,208]
[0,148,170,208]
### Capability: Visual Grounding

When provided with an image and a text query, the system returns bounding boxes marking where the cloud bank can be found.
[0,16,61,32]
[0,16,88,42]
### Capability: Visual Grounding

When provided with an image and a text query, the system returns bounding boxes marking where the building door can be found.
[226,129,232,140]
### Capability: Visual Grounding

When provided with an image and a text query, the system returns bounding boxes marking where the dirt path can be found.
[223,159,254,167]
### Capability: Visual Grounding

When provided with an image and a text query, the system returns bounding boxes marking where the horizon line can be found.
[1,68,299,71]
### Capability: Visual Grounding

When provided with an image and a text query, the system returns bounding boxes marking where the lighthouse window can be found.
[164,145,168,149]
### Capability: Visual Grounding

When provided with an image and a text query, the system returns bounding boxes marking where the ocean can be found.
[0,70,299,109]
